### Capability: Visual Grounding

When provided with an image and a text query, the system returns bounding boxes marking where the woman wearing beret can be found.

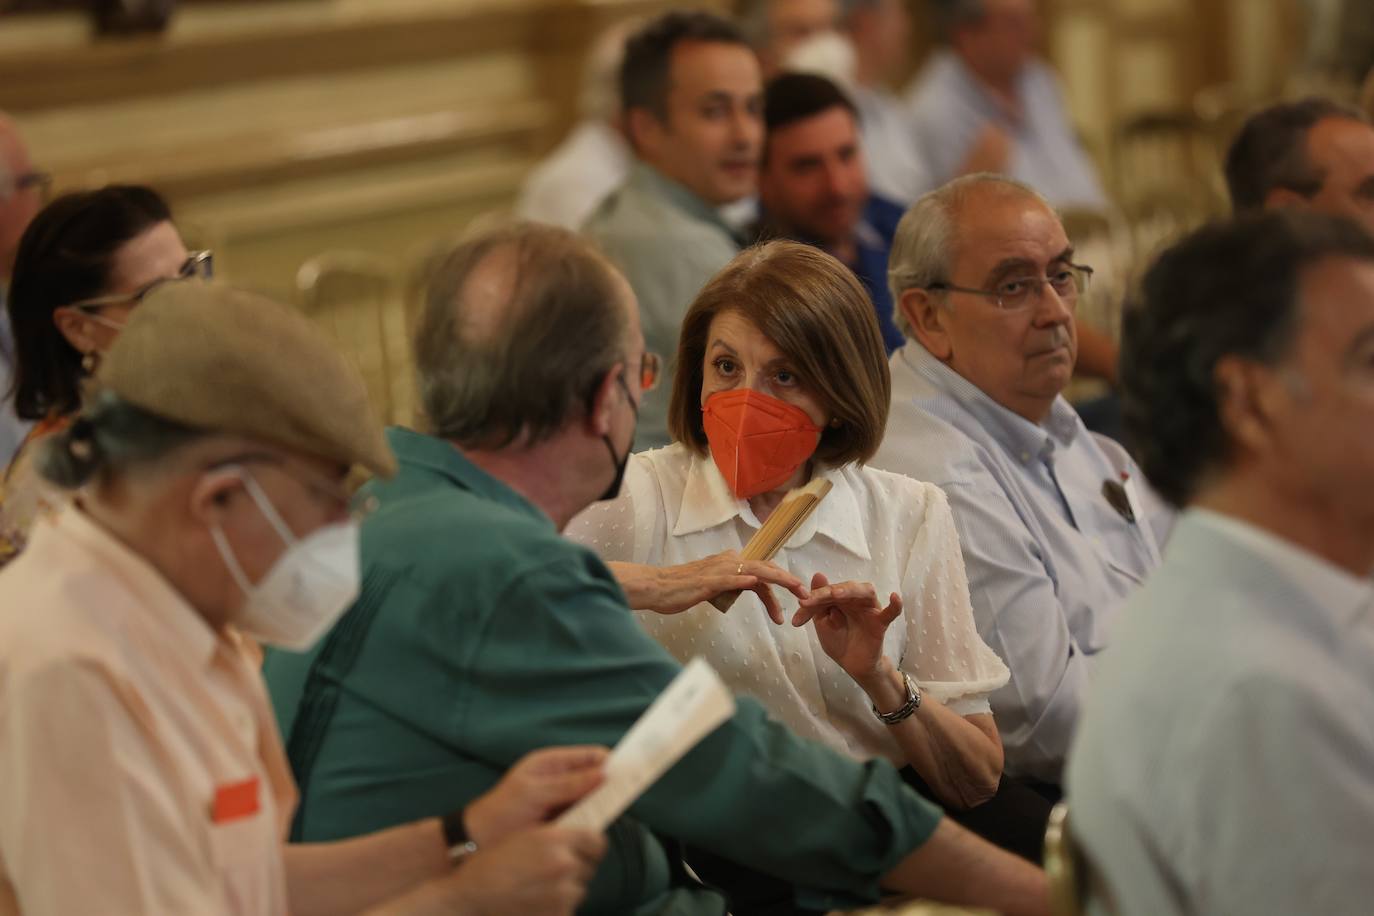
[0,282,607,916]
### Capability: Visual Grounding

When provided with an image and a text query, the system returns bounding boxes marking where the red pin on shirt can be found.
[211,777,260,823]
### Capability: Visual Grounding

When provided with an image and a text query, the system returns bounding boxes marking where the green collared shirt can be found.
[584,162,742,451]
[265,428,942,915]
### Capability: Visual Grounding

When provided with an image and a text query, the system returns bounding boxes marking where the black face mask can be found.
[599,373,638,502]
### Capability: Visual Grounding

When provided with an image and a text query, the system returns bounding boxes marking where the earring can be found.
[81,351,98,375]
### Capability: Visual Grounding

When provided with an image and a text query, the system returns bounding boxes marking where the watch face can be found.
[448,840,479,866]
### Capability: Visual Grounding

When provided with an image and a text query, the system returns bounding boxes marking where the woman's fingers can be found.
[738,559,804,590]
[796,580,879,609]
[881,592,904,624]
[750,580,786,625]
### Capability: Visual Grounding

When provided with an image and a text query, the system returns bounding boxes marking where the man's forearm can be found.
[285,818,449,916]
[881,818,1050,916]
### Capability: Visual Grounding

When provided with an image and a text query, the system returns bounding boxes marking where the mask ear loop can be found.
[210,524,257,599]
[237,471,301,548]
[202,464,259,599]
[204,465,301,601]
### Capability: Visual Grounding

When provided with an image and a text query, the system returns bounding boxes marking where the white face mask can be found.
[209,469,360,652]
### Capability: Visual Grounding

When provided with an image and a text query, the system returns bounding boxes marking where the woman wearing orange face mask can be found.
[567,243,1020,881]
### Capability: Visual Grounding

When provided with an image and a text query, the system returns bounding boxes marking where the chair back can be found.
[295,250,406,424]
[1044,802,1087,916]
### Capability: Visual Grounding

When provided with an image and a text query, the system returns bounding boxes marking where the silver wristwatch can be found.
[871,672,922,724]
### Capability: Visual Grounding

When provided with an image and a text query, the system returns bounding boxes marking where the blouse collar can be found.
[672,451,872,562]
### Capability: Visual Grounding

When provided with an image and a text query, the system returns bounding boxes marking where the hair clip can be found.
[67,417,97,461]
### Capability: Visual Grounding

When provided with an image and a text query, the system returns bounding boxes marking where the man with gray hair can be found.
[265,221,1052,916]
[904,0,1106,209]
[0,114,44,464]
[871,174,1169,791]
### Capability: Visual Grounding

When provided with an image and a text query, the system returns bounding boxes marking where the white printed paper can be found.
[556,657,735,831]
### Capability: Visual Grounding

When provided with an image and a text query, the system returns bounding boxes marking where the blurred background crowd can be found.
[4,0,1370,433]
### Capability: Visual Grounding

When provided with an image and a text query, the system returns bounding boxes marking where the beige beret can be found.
[98,280,397,478]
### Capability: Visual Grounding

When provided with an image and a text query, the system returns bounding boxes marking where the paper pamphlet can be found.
[556,657,736,831]
[710,477,833,612]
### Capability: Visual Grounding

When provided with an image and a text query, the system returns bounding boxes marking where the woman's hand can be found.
[610,553,809,624]
[792,572,903,689]
[463,746,608,847]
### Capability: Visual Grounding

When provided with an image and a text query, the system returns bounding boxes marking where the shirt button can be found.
[791,651,802,662]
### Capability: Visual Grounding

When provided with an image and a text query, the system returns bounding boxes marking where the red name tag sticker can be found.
[211,777,261,823]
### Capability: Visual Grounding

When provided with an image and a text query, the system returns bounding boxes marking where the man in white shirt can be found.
[1067,210,1374,915]
[837,0,934,204]
[873,174,1169,789]
[515,21,634,230]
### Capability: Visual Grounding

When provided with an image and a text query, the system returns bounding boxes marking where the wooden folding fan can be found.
[709,477,833,612]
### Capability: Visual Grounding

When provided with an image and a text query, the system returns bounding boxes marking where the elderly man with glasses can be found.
[872,174,1172,798]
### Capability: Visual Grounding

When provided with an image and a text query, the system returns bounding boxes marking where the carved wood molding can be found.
[51,100,548,199]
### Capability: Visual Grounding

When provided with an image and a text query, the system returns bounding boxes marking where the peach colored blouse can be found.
[0,506,296,915]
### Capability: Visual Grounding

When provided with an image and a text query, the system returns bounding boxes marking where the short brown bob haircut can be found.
[668,240,890,466]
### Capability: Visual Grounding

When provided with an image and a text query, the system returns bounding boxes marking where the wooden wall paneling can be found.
[2,1,551,112]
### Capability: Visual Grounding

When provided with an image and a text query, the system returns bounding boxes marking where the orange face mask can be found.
[702,389,822,499]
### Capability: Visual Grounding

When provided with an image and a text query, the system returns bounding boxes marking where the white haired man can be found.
[874,174,1170,791]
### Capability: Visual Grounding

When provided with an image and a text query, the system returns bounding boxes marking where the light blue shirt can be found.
[0,289,31,466]
[1068,511,1374,915]
[904,51,1107,210]
[851,84,933,206]
[585,162,742,451]
[871,342,1169,783]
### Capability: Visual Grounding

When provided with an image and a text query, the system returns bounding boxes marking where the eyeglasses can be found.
[210,454,377,523]
[639,351,662,392]
[926,263,1094,311]
[3,171,53,203]
[68,250,215,312]
[270,461,379,522]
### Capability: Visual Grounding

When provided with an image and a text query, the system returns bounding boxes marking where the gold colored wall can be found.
[3,0,712,302]
[2,0,1317,421]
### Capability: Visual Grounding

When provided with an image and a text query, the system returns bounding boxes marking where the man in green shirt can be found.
[265,223,1048,916]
